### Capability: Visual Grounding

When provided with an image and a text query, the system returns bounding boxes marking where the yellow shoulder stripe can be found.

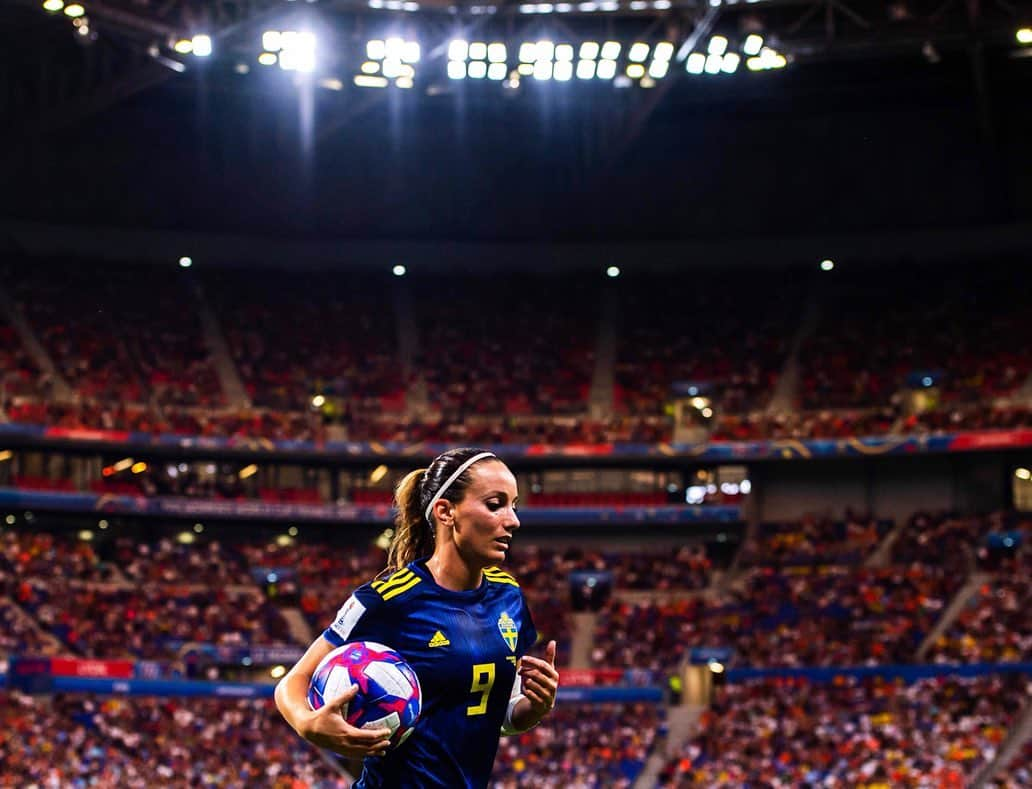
[484,568,519,587]
[371,569,415,593]
[381,576,422,601]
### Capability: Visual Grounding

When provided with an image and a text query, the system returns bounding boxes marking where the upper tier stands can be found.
[3,261,1030,443]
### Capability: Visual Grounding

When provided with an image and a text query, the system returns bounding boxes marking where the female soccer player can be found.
[275,447,560,788]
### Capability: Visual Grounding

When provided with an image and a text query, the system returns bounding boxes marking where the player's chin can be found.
[485,542,509,560]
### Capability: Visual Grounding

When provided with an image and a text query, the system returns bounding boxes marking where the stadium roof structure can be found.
[2,0,1030,242]
[4,0,1031,140]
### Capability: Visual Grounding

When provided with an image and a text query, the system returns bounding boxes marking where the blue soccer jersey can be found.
[322,559,538,789]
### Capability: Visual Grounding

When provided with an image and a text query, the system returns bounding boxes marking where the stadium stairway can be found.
[914,572,993,661]
[188,277,250,409]
[280,606,314,646]
[0,595,64,653]
[633,703,706,789]
[0,284,73,400]
[569,612,597,669]
[588,285,618,418]
[971,697,1032,788]
[764,279,823,415]
[863,521,904,568]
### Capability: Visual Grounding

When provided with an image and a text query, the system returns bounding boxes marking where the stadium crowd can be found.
[659,673,1029,788]
[0,691,345,788]
[492,702,664,788]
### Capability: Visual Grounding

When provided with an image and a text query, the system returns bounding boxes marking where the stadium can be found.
[2,0,1032,785]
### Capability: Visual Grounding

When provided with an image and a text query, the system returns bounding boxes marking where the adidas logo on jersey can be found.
[428,630,451,648]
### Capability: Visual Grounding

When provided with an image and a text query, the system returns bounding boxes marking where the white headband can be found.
[424,452,497,524]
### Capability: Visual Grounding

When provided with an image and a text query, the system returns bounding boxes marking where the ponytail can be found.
[385,468,433,575]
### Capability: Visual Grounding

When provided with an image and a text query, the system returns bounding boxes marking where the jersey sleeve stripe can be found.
[371,568,415,593]
[380,575,422,601]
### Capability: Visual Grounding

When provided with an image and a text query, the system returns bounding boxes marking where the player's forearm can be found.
[508,696,550,733]
[275,671,315,736]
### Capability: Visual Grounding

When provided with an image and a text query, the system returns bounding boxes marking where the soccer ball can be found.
[307,641,422,748]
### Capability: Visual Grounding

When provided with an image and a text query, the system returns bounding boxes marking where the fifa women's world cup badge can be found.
[497,612,518,652]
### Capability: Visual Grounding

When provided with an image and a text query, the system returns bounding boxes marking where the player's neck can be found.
[425,552,484,592]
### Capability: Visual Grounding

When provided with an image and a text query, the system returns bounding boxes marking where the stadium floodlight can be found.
[42,0,64,13]
[708,35,728,56]
[192,35,212,57]
[579,1,598,9]
[576,59,596,79]
[385,37,405,60]
[626,63,645,79]
[312,394,327,408]
[517,63,534,76]
[519,42,537,62]
[179,256,193,268]
[393,264,407,276]
[63,3,85,17]
[258,52,277,66]
[652,0,671,8]
[628,42,650,62]
[648,59,669,79]
[580,41,600,60]
[397,76,414,88]
[1017,27,1032,44]
[382,59,403,78]
[606,265,620,278]
[447,60,466,78]
[556,2,572,11]
[721,52,740,73]
[1016,467,1032,480]
[704,53,722,73]
[355,74,389,87]
[596,59,617,79]
[599,0,618,10]
[403,1,419,10]
[488,62,507,80]
[468,60,487,78]
[538,2,554,10]
[743,34,763,55]
[403,41,420,62]
[536,40,555,61]
[469,41,488,60]
[487,43,507,62]
[518,3,536,11]
[362,61,380,74]
[173,39,193,54]
[600,41,621,60]
[745,56,763,71]
[686,52,706,73]
[555,44,574,61]
[449,40,470,61]
[263,31,282,52]
[820,259,834,271]
[279,31,316,73]
[630,0,647,9]
[367,39,386,59]
[533,60,553,80]
[554,60,573,80]
[653,42,674,61]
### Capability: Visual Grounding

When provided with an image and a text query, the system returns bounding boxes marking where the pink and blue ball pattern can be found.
[308,641,422,748]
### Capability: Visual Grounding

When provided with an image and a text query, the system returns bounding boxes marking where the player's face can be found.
[452,460,520,566]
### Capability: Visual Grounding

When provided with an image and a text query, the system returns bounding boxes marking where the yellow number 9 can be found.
[467,663,496,716]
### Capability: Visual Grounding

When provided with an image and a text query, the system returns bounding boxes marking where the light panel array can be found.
[448,40,509,80]
[514,40,622,81]
[260,30,317,72]
[516,0,670,11]
[684,34,785,75]
[358,37,420,88]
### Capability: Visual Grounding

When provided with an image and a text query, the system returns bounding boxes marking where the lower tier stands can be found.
[658,673,1029,788]
[0,692,345,788]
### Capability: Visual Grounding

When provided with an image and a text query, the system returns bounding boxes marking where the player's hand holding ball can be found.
[300,684,393,759]
[519,640,559,719]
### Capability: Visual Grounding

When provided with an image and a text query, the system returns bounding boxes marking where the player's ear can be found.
[432,498,455,528]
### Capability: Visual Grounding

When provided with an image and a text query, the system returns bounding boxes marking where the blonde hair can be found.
[385,468,433,575]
